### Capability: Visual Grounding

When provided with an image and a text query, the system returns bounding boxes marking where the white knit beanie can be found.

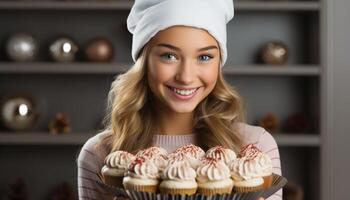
[127,0,234,67]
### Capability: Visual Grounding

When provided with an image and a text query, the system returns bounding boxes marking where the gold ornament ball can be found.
[84,37,114,62]
[261,41,289,65]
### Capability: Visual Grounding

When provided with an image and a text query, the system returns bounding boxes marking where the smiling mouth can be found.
[166,85,200,96]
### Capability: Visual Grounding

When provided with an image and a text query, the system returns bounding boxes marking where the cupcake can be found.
[173,144,205,169]
[136,146,167,157]
[123,156,160,192]
[228,145,266,192]
[196,157,234,196]
[238,144,273,188]
[101,150,135,187]
[159,160,197,195]
[205,146,237,165]
[136,146,168,171]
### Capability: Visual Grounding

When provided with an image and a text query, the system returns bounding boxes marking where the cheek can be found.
[201,67,219,88]
[148,63,175,86]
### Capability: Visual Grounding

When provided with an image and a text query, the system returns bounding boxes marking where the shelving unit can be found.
[0,0,323,199]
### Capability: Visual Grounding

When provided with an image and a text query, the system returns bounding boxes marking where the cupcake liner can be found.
[96,173,287,200]
[103,175,124,188]
[160,187,197,195]
[197,186,233,196]
[262,175,273,188]
[124,183,158,193]
[234,184,263,193]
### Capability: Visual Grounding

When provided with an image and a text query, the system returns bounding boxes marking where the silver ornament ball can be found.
[6,33,38,62]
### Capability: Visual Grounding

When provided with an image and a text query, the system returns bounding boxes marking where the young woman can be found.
[77,0,282,200]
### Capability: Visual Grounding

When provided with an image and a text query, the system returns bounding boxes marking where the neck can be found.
[156,110,194,135]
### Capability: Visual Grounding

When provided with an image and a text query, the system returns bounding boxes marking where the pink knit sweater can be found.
[77,122,282,200]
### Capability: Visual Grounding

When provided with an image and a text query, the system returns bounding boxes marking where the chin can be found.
[168,104,197,114]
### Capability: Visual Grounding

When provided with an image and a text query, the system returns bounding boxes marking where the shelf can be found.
[0,132,320,146]
[0,63,320,76]
[0,63,129,74]
[0,0,133,10]
[235,1,320,11]
[223,65,320,76]
[0,132,95,145]
[273,133,321,147]
[0,1,320,11]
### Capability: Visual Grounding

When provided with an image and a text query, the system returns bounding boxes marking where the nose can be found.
[175,59,195,85]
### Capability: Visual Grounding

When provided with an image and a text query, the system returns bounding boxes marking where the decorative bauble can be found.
[6,33,38,62]
[84,37,114,62]
[5,178,29,200]
[261,41,288,65]
[0,94,38,131]
[49,37,78,62]
[48,112,71,135]
[283,113,311,133]
[47,182,76,200]
[259,113,279,134]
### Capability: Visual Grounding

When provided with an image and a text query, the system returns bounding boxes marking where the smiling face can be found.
[147,25,220,114]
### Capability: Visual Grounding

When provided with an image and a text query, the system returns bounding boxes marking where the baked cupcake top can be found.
[101,151,135,176]
[162,160,197,181]
[205,146,237,165]
[196,157,231,183]
[229,144,273,180]
[126,156,159,180]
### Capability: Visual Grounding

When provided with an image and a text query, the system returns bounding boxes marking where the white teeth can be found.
[171,87,197,96]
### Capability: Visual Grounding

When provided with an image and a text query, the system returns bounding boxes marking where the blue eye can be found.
[160,53,177,60]
[198,55,213,61]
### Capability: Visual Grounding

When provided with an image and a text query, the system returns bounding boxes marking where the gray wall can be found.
[323,0,350,199]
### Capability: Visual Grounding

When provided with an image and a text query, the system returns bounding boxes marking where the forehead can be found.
[148,25,218,49]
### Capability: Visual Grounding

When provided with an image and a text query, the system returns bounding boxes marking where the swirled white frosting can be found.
[173,144,205,169]
[239,144,272,176]
[162,160,197,181]
[136,146,168,158]
[136,147,168,170]
[205,146,237,165]
[174,144,205,159]
[196,157,231,183]
[102,151,135,176]
[229,144,273,180]
[126,156,159,179]
[104,151,135,169]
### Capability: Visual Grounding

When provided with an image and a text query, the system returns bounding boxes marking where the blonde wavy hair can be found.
[100,44,246,154]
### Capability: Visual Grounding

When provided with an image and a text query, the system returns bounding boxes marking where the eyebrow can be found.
[155,43,218,52]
